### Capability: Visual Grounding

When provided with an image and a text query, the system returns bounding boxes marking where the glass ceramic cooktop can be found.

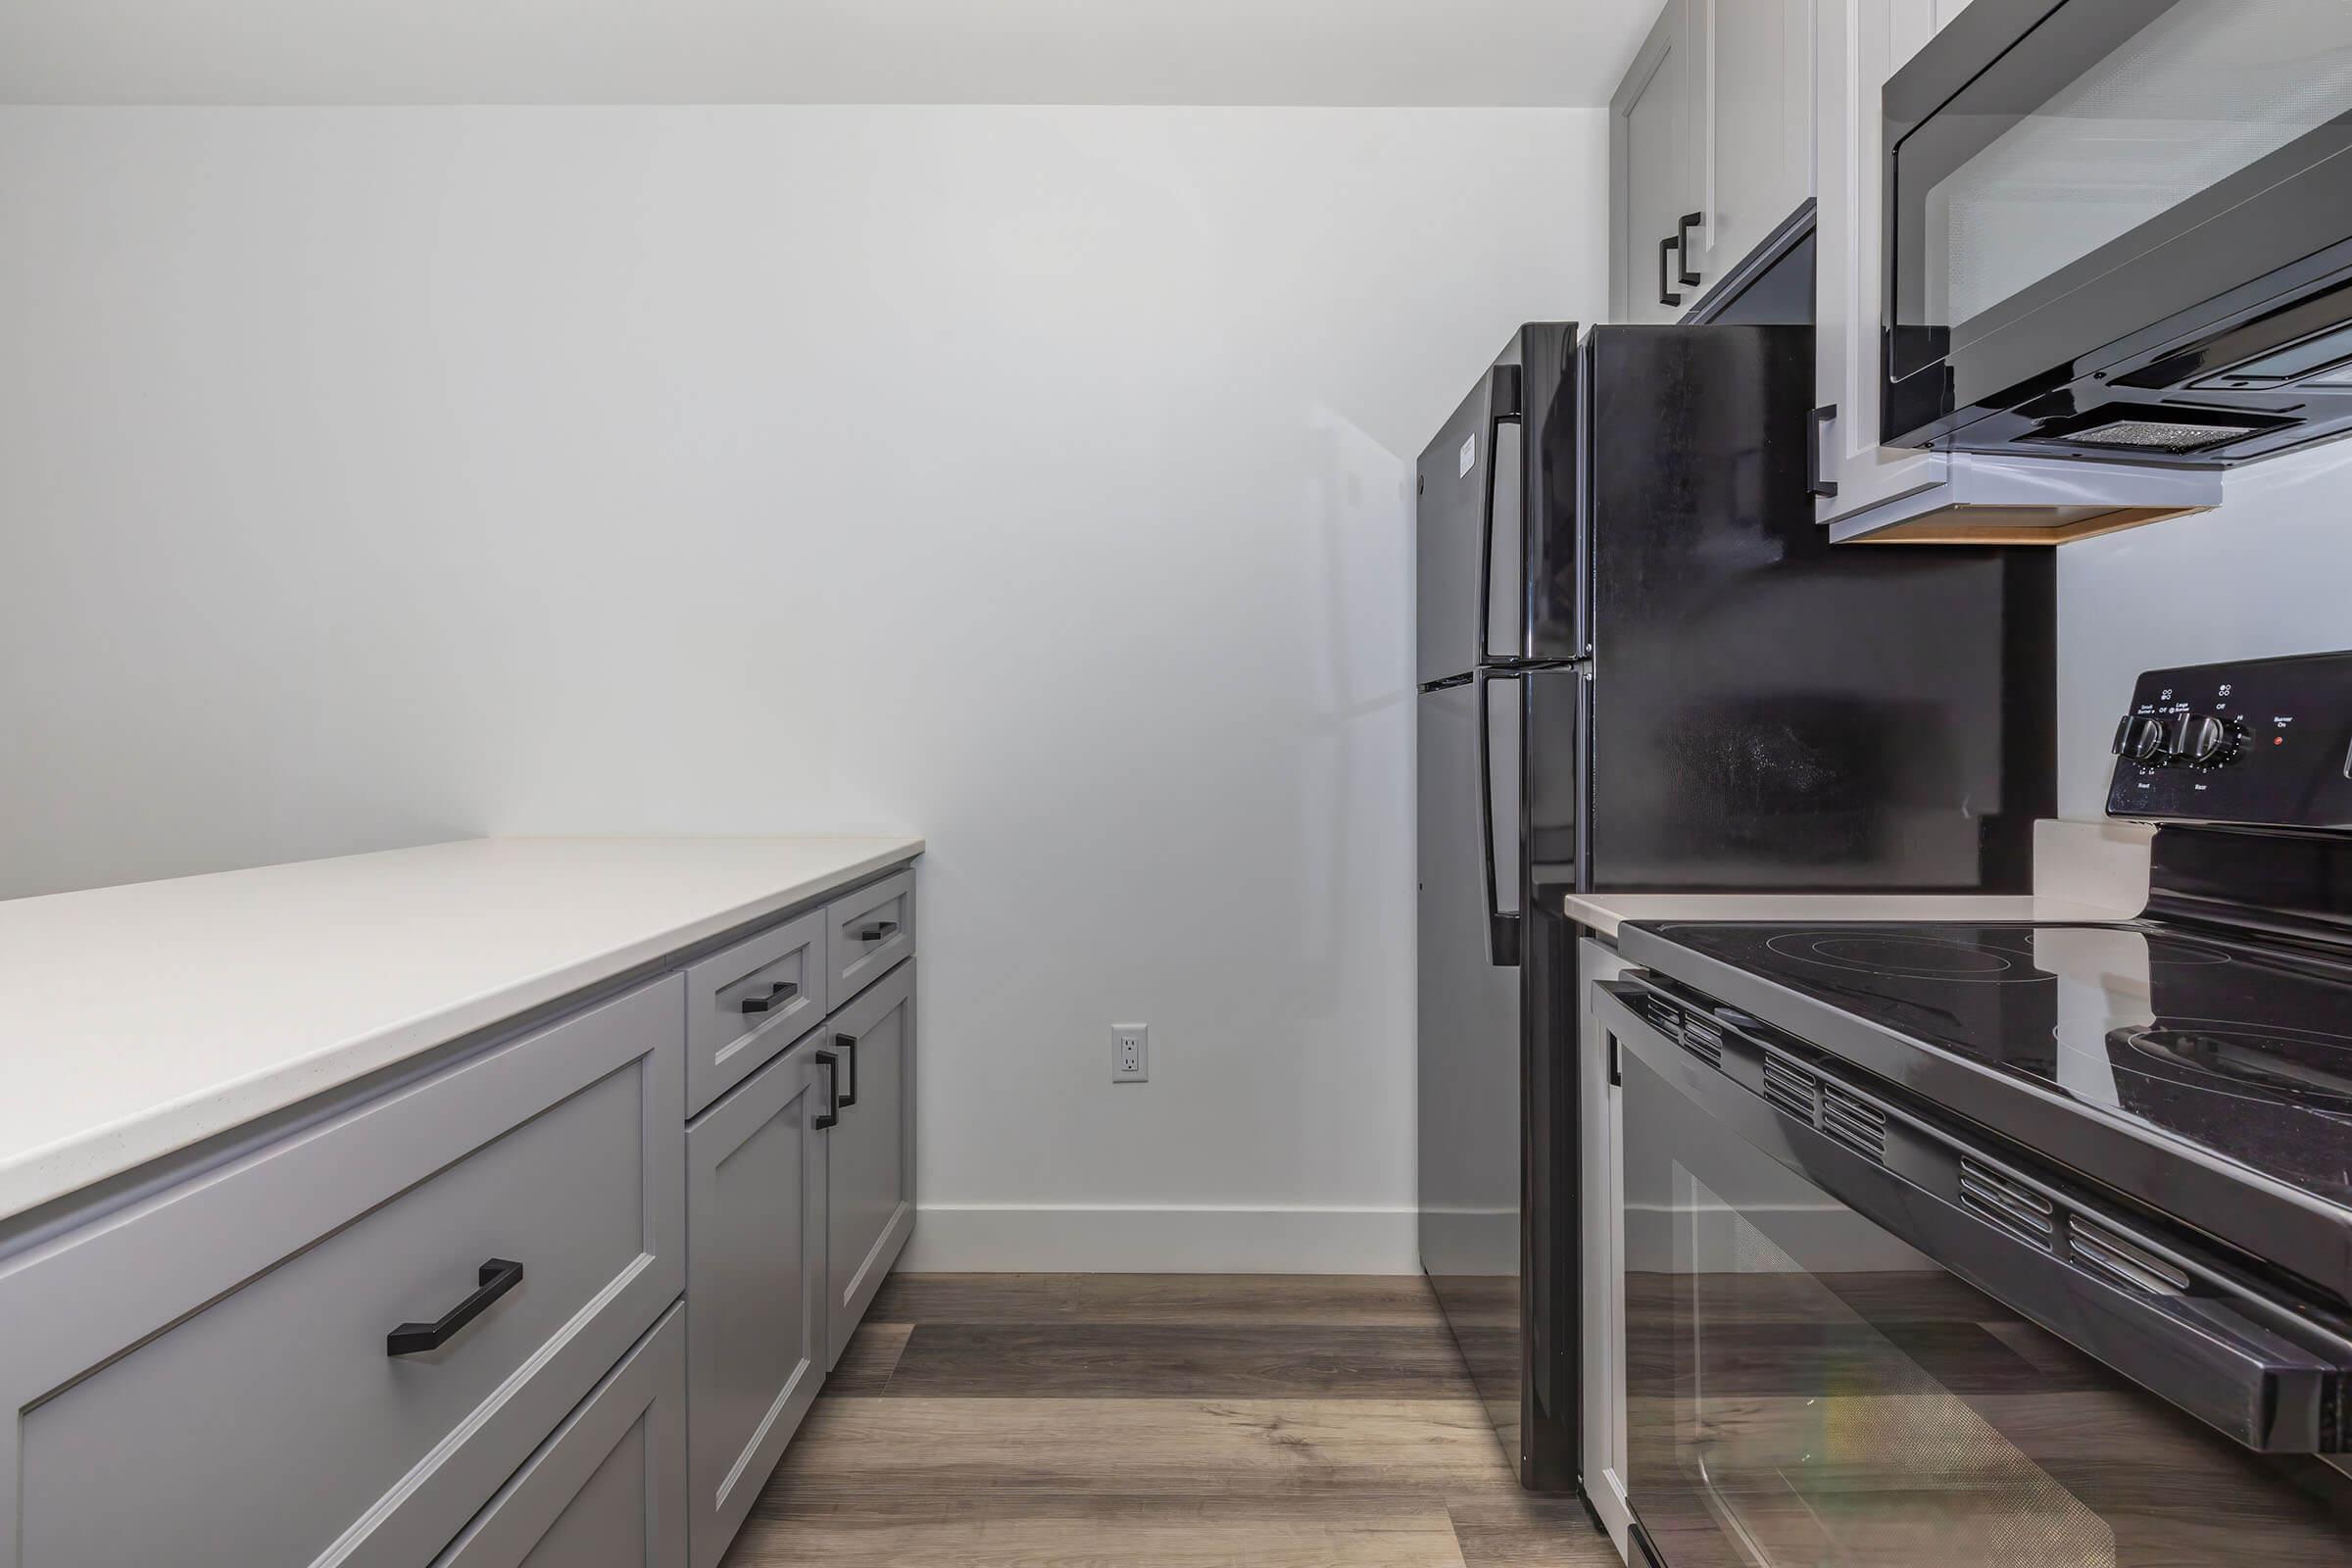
[1645,921,2352,1208]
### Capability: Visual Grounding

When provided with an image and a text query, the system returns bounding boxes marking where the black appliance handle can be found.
[1656,234,1683,309]
[1594,978,2352,1455]
[1808,405,1840,499]
[1475,364,1525,665]
[387,1258,523,1357]
[857,921,897,943]
[1475,667,1522,969]
[813,1050,840,1129]
[833,1031,858,1108]
[740,980,801,1015]
[1675,211,1703,287]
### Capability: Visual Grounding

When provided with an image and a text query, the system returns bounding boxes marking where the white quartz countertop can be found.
[1561,819,2153,938]
[0,835,923,1222]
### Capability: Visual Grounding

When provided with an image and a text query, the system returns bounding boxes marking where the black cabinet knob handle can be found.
[857,921,898,943]
[1675,210,1703,287]
[1657,234,1683,308]
[387,1258,523,1357]
[740,980,801,1014]
[834,1032,859,1108]
[814,1050,841,1129]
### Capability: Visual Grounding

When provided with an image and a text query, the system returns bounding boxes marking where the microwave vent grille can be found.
[1959,1158,2055,1250]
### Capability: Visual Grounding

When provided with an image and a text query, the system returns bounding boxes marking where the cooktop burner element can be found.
[1764,929,2033,981]
[2105,1019,2352,1112]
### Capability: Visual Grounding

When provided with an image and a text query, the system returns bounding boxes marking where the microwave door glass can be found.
[1893,0,2352,381]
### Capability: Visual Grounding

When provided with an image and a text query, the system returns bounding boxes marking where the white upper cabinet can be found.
[1810,0,1944,525]
[1611,0,1815,322]
[1610,1,1694,325]
[1685,0,1814,286]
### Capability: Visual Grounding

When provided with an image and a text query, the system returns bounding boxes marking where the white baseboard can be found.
[897,1203,1419,1274]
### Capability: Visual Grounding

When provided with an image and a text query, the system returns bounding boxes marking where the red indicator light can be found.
[2276,737,2285,746]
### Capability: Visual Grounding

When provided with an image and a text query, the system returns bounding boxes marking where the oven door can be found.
[1883,0,2352,457]
[1596,980,2352,1567]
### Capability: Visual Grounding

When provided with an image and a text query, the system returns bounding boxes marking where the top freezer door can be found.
[1415,324,1583,685]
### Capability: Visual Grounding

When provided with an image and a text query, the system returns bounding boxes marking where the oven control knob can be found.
[2167,711,2234,766]
[2113,715,2167,762]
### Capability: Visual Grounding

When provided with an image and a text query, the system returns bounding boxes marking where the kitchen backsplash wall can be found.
[0,103,1605,1271]
[2058,439,2352,818]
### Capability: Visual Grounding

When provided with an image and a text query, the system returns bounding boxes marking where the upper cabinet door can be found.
[1811,0,1944,525]
[1686,0,1815,286]
[1609,0,1693,325]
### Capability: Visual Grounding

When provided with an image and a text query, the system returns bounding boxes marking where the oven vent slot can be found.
[1680,1016,1725,1067]
[1820,1085,1886,1165]
[1959,1158,2055,1250]
[1642,998,1685,1047]
[2070,1218,2191,1297]
[1759,1052,1819,1123]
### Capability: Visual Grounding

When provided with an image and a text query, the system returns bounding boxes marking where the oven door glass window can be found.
[1620,1045,2352,1566]
[1889,0,2352,385]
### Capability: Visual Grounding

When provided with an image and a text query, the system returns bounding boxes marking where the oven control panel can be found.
[2107,651,2352,826]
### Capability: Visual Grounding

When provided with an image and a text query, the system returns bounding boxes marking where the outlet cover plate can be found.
[1113,1023,1149,1083]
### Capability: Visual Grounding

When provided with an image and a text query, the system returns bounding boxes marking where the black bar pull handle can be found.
[1475,667,1523,969]
[387,1258,523,1357]
[1657,235,1683,309]
[1675,211,1703,287]
[1809,404,1840,499]
[814,1050,841,1129]
[857,921,898,943]
[1475,364,1525,664]
[740,980,801,1014]
[834,1032,859,1108]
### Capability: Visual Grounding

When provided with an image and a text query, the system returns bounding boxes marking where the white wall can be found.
[0,105,1606,1271]
[2058,441,2352,818]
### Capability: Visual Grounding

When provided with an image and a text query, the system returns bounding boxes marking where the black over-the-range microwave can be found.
[1883,0,2352,466]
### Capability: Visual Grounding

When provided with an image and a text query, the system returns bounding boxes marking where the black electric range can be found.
[1599,653,2352,1568]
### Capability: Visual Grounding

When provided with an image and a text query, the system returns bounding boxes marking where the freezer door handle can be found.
[1476,364,1525,664]
[1476,667,1522,968]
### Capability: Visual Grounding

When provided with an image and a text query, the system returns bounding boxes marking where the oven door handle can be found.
[1593,977,2352,1455]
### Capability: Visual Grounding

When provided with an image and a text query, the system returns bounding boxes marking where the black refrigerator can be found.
[1414,320,2053,1493]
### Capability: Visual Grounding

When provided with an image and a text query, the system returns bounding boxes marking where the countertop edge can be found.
[0,836,924,1224]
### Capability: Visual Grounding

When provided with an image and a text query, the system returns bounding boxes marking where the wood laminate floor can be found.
[722,1274,1620,1568]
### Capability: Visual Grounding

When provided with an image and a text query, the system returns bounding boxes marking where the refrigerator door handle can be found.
[1476,364,1525,665]
[1475,667,1523,968]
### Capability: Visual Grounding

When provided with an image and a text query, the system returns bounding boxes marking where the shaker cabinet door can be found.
[1686,0,1814,285]
[685,1030,829,1568]
[823,958,917,1367]
[1610,0,1695,325]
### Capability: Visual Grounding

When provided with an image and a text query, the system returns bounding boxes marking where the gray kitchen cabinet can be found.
[1609,0,1693,325]
[682,905,828,1117]
[826,868,915,1006]
[1810,0,1946,526]
[1684,0,1814,286]
[1613,0,1814,321]
[433,1305,689,1568]
[684,1029,829,1568]
[0,976,685,1568]
[822,956,917,1367]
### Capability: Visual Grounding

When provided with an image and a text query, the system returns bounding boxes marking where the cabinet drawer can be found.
[0,976,685,1568]
[825,868,915,1004]
[682,906,829,1116]
[433,1304,687,1568]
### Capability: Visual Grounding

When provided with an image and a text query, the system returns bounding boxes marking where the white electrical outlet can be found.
[1112,1023,1149,1083]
